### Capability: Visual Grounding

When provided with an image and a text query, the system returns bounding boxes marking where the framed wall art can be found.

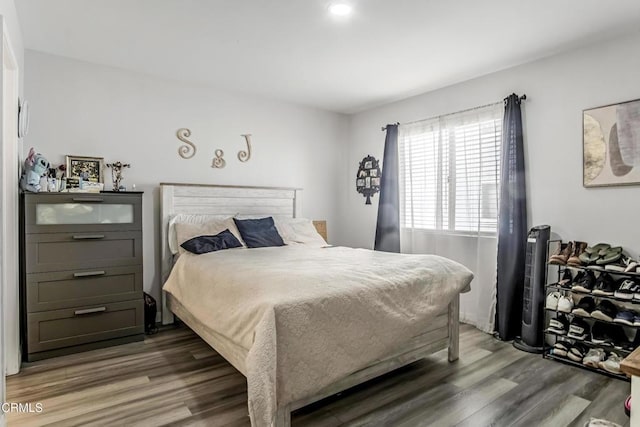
[583,98,640,187]
[65,155,104,183]
[356,155,382,204]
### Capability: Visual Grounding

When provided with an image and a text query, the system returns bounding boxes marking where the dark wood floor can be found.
[7,324,630,426]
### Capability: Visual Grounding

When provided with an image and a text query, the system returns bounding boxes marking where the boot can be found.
[549,241,573,265]
[567,241,588,267]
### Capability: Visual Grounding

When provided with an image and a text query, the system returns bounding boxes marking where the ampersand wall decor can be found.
[212,149,226,168]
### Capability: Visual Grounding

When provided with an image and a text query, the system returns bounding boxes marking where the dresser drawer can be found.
[24,193,142,234]
[26,231,142,273]
[26,266,143,312]
[27,300,144,353]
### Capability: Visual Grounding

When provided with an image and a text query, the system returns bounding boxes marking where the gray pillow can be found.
[233,217,285,248]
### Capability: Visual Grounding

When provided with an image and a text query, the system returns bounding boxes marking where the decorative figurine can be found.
[106,161,131,192]
[20,147,50,192]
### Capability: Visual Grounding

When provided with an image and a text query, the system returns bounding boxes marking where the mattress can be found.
[163,245,473,426]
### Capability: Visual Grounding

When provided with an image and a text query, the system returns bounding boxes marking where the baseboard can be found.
[5,345,21,376]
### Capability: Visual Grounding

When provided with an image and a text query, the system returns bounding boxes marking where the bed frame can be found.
[159,182,460,427]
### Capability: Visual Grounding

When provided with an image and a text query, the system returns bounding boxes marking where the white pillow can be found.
[274,217,328,246]
[168,214,238,254]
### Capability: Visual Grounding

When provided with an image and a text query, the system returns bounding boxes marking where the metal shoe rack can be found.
[542,240,638,382]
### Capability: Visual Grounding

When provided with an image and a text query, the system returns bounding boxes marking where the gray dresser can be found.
[21,192,145,361]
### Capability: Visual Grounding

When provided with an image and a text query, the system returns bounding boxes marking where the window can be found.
[399,104,502,234]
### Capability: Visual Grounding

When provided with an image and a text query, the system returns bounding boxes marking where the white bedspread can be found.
[163,245,473,426]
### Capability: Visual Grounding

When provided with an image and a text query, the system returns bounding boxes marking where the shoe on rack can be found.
[626,330,640,352]
[567,241,588,267]
[582,347,606,368]
[599,245,622,256]
[596,247,623,266]
[626,279,640,301]
[591,300,619,323]
[583,419,624,427]
[599,352,623,374]
[572,270,597,293]
[614,326,640,352]
[567,343,588,362]
[557,295,574,313]
[579,251,601,265]
[605,254,634,272]
[549,242,573,265]
[548,315,570,335]
[591,322,611,345]
[546,291,561,310]
[634,315,640,327]
[553,340,572,357]
[625,259,639,273]
[580,243,609,265]
[568,317,591,340]
[613,309,637,327]
[608,325,633,350]
[558,269,573,287]
[572,270,586,285]
[585,243,611,255]
[572,296,595,317]
[592,273,618,296]
[614,279,638,300]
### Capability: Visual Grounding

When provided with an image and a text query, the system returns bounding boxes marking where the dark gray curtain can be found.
[495,94,528,340]
[374,124,400,253]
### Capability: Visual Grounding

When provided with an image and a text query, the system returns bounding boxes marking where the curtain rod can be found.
[381,94,527,131]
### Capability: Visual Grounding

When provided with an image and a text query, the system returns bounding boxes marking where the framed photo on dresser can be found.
[65,155,105,183]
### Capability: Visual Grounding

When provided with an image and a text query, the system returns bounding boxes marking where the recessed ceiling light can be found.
[328,3,352,16]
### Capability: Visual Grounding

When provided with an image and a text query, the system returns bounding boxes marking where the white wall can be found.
[340,30,640,258]
[24,50,349,302]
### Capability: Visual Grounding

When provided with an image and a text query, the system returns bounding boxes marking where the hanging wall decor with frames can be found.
[356,155,381,205]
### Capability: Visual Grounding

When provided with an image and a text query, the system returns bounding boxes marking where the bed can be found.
[160,183,473,427]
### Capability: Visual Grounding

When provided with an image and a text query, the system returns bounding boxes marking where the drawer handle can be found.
[72,234,105,240]
[73,271,106,278]
[72,197,104,203]
[74,307,106,315]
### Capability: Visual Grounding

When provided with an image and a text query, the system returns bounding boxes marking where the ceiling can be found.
[16,0,640,113]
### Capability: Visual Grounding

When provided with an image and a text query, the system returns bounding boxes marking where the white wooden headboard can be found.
[160,183,302,324]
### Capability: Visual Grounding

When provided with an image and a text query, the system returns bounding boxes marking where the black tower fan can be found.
[513,225,550,353]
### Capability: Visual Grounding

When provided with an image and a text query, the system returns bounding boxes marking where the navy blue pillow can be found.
[180,229,243,254]
[233,217,285,248]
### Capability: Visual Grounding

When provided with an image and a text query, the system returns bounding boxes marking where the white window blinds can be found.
[399,103,503,235]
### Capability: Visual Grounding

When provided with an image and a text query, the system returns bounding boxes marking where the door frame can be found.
[0,16,21,425]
